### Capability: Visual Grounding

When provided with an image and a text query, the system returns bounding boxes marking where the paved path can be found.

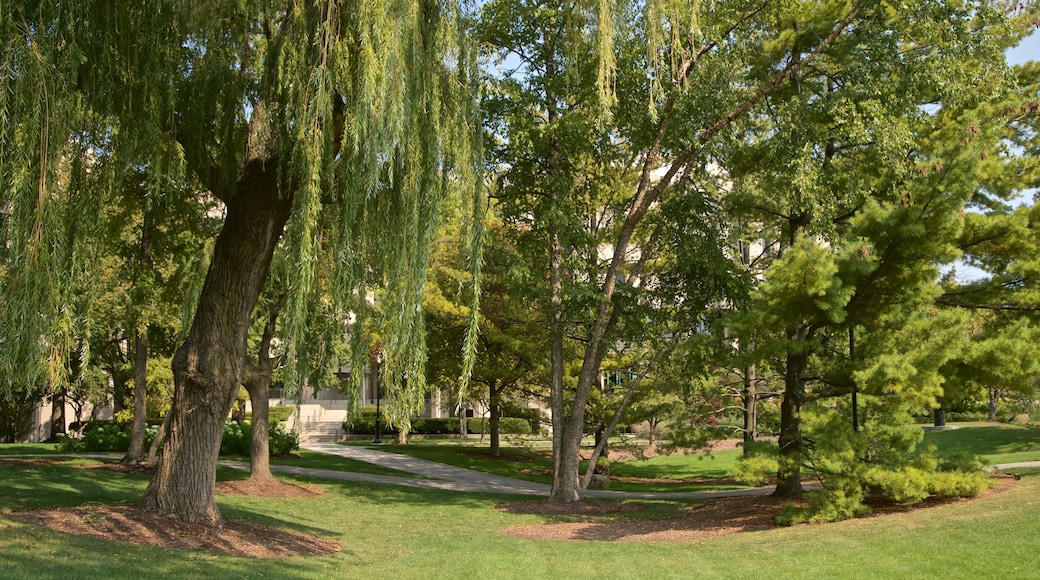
[293,443,776,500]
[28,448,1039,500]
[991,461,1040,470]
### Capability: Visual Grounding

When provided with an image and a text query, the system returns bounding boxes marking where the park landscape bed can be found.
[0,456,1019,557]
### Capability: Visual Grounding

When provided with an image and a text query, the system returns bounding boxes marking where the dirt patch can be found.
[215,478,325,498]
[496,500,646,516]
[500,494,785,542]
[2,458,330,557]
[6,505,341,558]
[498,474,1018,542]
[80,461,157,475]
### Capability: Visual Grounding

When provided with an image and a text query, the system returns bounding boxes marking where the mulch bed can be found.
[6,505,341,558]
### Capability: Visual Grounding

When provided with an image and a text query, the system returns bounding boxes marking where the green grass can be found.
[350,439,751,492]
[2,455,1040,578]
[0,443,63,456]
[923,422,1040,465]
[267,449,424,478]
[0,443,418,478]
[349,441,557,484]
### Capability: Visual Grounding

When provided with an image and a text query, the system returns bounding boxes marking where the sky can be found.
[1006,30,1039,66]
[943,30,1037,283]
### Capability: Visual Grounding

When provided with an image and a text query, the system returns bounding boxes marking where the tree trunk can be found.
[243,302,280,482]
[489,378,501,456]
[987,387,1002,422]
[146,407,172,464]
[49,389,66,439]
[547,220,582,501]
[124,328,150,463]
[742,363,757,456]
[139,160,291,525]
[775,326,810,498]
[125,210,154,464]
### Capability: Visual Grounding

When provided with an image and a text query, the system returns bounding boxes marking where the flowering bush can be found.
[219,421,299,456]
[56,423,159,452]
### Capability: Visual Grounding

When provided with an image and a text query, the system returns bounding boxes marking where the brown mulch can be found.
[497,474,1019,542]
[6,505,341,558]
[499,494,788,542]
[214,478,325,498]
[3,458,336,558]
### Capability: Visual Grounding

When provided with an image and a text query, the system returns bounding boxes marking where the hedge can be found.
[344,415,531,435]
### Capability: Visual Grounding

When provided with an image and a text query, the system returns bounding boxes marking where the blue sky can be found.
[1006,30,1039,66]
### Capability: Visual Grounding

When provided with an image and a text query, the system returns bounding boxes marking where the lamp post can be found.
[373,351,383,445]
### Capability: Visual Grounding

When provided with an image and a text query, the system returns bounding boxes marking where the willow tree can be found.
[2,1,481,524]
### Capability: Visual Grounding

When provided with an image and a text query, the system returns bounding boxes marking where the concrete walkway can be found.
[292,443,776,500]
[32,447,1038,500]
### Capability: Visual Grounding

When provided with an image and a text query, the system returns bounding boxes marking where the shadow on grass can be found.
[0,461,148,511]
[924,424,1040,457]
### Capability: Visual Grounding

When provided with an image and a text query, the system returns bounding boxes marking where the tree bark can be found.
[139,159,291,525]
[987,387,1002,422]
[125,210,155,464]
[775,326,810,498]
[146,407,172,464]
[742,363,757,456]
[489,378,501,456]
[243,302,280,482]
[49,389,66,439]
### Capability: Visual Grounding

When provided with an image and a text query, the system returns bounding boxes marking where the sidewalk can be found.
[291,443,776,500]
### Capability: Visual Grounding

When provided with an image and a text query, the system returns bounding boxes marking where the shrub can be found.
[220,421,299,456]
[466,417,532,435]
[345,415,534,436]
[779,486,870,525]
[733,440,779,487]
[343,414,401,436]
[733,454,779,487]
[268,424,299,455]
[57,423,160,452]
[411,418,459,435]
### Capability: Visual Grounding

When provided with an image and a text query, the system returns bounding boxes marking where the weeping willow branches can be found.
[1,1,484,428]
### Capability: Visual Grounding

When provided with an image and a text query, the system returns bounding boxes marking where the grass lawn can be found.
[0,443,65,456]
[922,422,1040,465]
[0,443,422,479]
[1,454,1039,578]
[344,439,750,493]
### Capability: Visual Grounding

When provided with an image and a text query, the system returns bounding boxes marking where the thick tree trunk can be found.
[489,378,501,457]
[125,210,154,464]
[139,160,291,525]
[775,327,810,499]
[551,421,584,501]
